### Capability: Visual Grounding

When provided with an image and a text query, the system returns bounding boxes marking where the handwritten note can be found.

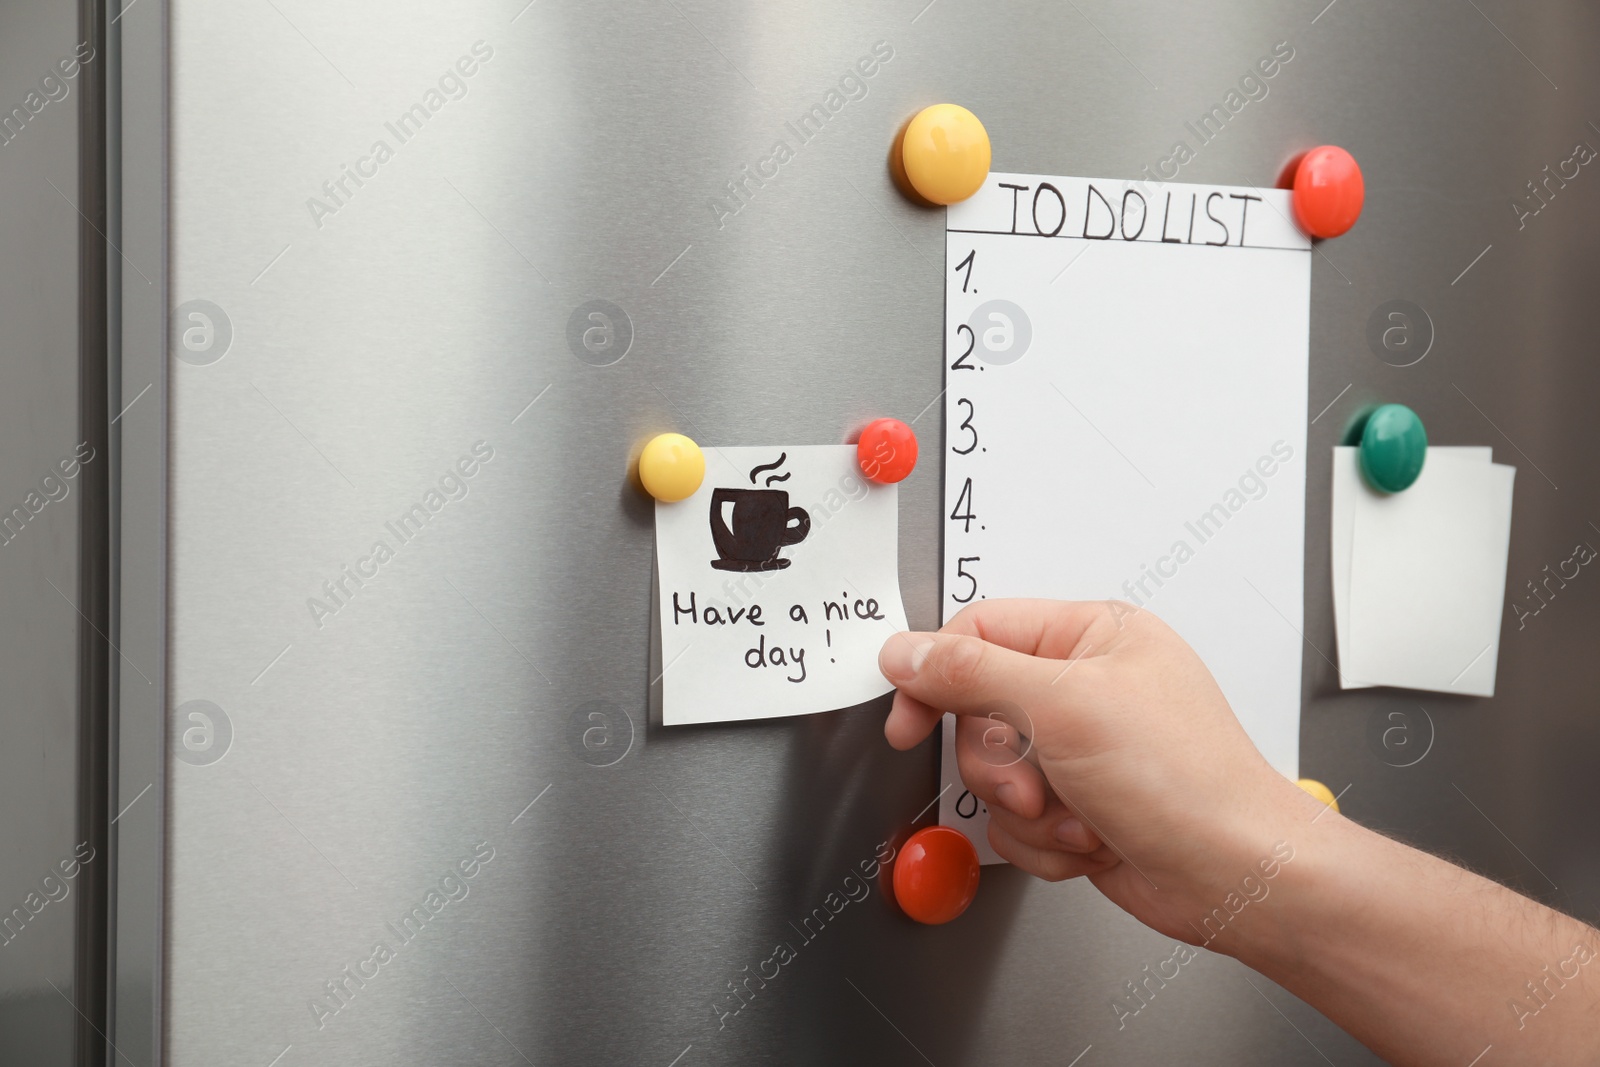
[655,445,908,726]
[938,172,1312,863]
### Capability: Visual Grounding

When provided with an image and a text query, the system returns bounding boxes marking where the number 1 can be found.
[954,250,975,292]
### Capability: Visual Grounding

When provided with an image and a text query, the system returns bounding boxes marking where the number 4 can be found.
[950,478,976,532]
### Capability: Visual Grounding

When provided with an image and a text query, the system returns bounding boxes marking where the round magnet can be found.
[901,104,991,206]
[1296,778,1339,813]
[892,826,980,925]
[1292,145,1364,238]
[1359,404,1427,493]
[638,433,705,502]
[858,418,918,483]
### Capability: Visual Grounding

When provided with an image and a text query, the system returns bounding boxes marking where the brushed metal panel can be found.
[0,1,107,1063]
[166,2,1600,1064]
[110,0,169,1064]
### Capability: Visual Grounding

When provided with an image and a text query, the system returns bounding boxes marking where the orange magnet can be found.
[901,104,991,206]
[857,418,918,483]
[892,826,980,925]
[638,433,705,502]
[1292,146,1364,238]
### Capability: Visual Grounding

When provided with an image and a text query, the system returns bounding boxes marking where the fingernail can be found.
[880,634,935,682]
[1054,817,1084,844]
[995,783,1020,813]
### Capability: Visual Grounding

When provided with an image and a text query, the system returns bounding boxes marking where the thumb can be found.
[878,630,1062,717]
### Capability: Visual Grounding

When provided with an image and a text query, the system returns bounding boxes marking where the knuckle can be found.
[987,805,1034,838]
[937,634,988,692]
[1039,857,1076,882]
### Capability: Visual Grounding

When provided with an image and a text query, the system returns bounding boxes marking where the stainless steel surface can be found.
[0,2,108,1064]
[164,2,1600,1064]
[110,0,169,1063]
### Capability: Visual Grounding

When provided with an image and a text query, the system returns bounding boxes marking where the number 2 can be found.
[951,324,976,371]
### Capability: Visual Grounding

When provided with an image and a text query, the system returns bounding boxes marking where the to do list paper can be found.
[938,173,1312,863]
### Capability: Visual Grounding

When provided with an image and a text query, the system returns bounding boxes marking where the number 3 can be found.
[952,398,978,455]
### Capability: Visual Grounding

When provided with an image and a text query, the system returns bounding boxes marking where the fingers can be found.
[953,713,1049,819]
[989,803,1103,855]
[878,627,1061,718]
[883,689,943,750]
[953,709,1104,858]
[878,600,1124,748]
[986,822,1118,882]
[942,599,1117,661]
[1052,815,1102,853]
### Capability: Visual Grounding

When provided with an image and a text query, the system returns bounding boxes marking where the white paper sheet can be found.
[1342,451,1515,696]
[1331,446,1491,688]
[655,445,908,726]
[938,172,1311,863]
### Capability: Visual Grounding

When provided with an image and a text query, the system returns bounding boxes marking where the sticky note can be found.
[654,445,908,726]
[1331,446,1492,688]
[1342,449,1515,696]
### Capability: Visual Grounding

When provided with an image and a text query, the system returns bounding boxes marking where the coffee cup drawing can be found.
[709,453,811,571]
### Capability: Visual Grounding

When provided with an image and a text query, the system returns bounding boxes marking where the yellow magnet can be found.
[901,104,991,205]
[639,433,705,503]
[1296,778,1339,813]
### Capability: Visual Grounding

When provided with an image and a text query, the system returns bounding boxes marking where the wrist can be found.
[1209,784,1375,981]
[1185,769,1339,963]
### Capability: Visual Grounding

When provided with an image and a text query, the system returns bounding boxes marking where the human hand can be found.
[878,599,1317,945]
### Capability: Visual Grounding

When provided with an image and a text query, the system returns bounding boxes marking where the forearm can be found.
[1222,791,1600,1066]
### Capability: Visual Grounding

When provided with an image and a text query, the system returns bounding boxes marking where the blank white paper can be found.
[1344,452,1515,696]
[655,445,908,726]
[1331,446,1492,689]
[938,172,1311,862]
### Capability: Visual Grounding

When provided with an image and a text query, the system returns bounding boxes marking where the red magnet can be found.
[857,418,918,484]
[892,826,980,925]
[1292,145,1364,239]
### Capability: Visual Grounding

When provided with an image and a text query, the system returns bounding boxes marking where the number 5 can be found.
[952,556,980,604]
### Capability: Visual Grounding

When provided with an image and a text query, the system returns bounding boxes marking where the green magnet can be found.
[1359,403,1427,492]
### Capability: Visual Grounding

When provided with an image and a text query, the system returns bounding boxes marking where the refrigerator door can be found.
[159,3,1600,1065]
